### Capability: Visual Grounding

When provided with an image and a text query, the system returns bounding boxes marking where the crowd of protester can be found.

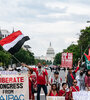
[21,60,90,100]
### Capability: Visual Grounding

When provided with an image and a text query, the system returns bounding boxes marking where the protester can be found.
[21,63,48,100]
[85,70,90,91]
[58,83,67,96]
[70,79,79,92]
[66,79,80,100]
[76,69,85,90]
[47,83,58,96]
[49,71,62,91]
[28,69,36,100]
[67,61,80,88]
[70,79,79,100]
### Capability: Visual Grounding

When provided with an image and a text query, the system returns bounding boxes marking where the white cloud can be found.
[0,0,90,56]
[45,2,90,16]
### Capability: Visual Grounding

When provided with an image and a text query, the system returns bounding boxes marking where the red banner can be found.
[61,53,73,68]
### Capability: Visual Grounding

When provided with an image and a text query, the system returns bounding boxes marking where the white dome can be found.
[46,42,55,57]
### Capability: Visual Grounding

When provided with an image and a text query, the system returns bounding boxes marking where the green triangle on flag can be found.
[84,55,90,69]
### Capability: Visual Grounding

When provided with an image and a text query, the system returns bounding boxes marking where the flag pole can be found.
[11,54,21,64]
[3,50,21,64]
[80,45,89,62]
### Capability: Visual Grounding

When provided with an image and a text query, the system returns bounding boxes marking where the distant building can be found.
[0,29,10,38]
[22,45,31,52]
[35,42,55,63]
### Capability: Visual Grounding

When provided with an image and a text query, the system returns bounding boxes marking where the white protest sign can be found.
[47,96,65,100]
[0,72,29,100]
[73,91,90,100]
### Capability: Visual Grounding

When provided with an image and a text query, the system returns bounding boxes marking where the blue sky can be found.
[0,0,90,56]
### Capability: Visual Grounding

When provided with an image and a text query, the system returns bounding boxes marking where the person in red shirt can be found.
[47,83,58,96]
[28,69,35,100]
[22,63,48,100]
[85,70,90,91]
[58,83,67,96]
[70,79,79,92]
[67,79,79,100]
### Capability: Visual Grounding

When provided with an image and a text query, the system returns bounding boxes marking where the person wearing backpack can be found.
[49,71,62,92]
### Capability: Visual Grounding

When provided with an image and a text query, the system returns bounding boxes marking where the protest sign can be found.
[0,72,29,100]
[73,91,90,100]
[47,96,65,100]
[61,53,73,68]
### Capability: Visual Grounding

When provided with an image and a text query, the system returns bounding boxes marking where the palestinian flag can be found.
[0,30,30,55]
[84,48,90,69]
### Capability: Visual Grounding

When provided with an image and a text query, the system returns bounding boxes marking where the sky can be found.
[0,0,90,56]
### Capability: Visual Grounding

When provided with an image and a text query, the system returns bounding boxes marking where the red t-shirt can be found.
[50,91,58,96]
[71,86,79,92]
[58,90,65,96]
[33,68,48,85]
[28,75,35,99]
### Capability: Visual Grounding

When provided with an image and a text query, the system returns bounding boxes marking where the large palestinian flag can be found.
[0,30,30,54]
[84,48,90,69]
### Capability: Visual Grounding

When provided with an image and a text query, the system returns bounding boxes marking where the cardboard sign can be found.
[47,96,65,100]
[73,91,90,100]
[0,72,29,100]
[61,53,73,68]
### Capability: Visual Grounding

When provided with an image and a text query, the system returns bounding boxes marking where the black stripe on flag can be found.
[8,36,30,54]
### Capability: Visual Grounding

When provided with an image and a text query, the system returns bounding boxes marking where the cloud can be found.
[0,0,90,56]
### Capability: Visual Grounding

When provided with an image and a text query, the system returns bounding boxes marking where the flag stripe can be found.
[3,34,24,51]
[0,31,22,46]
[8,36,30,54]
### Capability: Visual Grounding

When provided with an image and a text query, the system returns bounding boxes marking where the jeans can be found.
[37,84,47,100]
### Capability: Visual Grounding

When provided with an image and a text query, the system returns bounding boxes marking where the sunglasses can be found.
[74,81,77,83]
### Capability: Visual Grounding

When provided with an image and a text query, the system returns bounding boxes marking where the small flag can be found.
[0,30,30,54]
[84,48,90,69]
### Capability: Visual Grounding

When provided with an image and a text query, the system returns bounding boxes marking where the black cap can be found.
[54,71,59,74]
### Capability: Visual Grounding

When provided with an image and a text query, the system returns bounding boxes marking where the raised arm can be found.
[74,60,80,73]
[21,63,33,70]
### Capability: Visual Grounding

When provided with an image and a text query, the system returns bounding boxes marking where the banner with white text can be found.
[61,53,73,68]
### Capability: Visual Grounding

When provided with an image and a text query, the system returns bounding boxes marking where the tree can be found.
[78,26,90,54]
[0,51,11,66]
[14,48,35,65]
[35,59,47,65]
[53,52,61,65]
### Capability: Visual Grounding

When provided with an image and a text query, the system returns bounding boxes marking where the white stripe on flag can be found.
[3,34,24,51]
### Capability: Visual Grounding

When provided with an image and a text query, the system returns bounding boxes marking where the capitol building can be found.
[35,42,55,63]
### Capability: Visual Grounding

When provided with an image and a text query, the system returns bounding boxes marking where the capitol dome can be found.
[46,42,55,57]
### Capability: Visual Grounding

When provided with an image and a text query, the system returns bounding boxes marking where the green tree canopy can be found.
[53,52,61,65]
[78,26,90,54]
[14,48,35,65]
